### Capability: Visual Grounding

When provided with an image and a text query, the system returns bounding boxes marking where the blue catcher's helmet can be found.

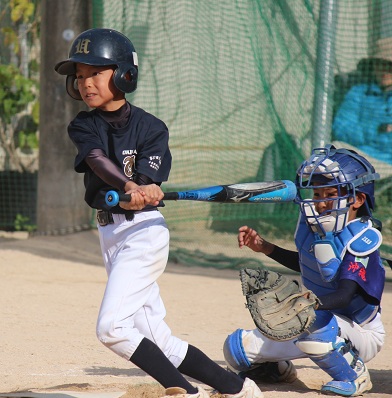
[54,28,138,100]
[295,145,379,235]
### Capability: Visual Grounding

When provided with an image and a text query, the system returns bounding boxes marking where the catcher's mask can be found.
[295,144,379,236]
[54,28,138,100]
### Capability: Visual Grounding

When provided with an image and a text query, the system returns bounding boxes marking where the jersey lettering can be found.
[122,149,137,155]
[149,155,162,171]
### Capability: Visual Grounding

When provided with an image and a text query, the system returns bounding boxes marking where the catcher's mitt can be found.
[240,268,318,341]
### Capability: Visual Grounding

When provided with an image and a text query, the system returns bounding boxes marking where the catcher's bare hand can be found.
[238,226,275,255]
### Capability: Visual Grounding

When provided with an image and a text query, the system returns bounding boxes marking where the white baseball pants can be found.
[96,211,188,367]
[239,313,385,364]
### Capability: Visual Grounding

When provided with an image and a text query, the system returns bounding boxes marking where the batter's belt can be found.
[97,210,135,226]
[97,208,158,226]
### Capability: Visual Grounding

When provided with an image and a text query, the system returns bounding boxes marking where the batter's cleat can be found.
[321,360,373,397]
[238,361,297,383]
[161,385,210,398]
[223,378,264,398]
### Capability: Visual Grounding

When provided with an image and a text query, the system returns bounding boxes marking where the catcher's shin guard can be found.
[224,329,297,384]
[223,329,251,372]
[319,356,372,396]
[295,311,372,396]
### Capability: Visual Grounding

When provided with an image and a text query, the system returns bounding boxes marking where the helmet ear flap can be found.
[113,65,138,93]
[66,75,83,100]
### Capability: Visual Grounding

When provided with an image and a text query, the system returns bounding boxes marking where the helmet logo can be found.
[74,38,91,54]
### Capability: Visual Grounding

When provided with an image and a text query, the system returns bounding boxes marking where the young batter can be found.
[224,145,385,397]
[54,28,263,398]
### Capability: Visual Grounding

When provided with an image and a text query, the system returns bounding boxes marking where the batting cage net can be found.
[2,0,392,269]
[89,0,392,269]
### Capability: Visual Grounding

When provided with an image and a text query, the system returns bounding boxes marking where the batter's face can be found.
[75,63,125,111]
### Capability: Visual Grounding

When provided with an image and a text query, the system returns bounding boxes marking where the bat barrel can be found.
[268,179,297,202]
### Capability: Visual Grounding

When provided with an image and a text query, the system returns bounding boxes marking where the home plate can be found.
[0,392,125,398]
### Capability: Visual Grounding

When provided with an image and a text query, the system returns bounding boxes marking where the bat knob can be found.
[105,190,120,207]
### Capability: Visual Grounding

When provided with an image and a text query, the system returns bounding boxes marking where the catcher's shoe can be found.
[321,360,372,397]
[223,378,264,398]
[238,361,297,384]
[161,385,210,398]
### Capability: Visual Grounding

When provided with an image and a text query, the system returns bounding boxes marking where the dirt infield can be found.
[0,230,391,398]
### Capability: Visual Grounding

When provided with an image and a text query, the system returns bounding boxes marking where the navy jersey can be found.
[68,103,172,211]
[339,250,385,305]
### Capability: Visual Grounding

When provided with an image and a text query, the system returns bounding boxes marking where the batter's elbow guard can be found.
[223,329,252,372]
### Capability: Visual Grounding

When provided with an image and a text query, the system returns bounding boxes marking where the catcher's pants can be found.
[96,211,188,366]
[239,312,385,364]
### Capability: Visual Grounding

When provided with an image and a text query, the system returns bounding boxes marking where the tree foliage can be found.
[0,0,40,171]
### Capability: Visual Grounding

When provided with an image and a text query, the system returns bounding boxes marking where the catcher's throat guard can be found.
[240,268,318,341]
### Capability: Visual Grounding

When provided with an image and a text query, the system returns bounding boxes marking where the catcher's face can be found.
[312,185,341,215]
[312,184,364,222]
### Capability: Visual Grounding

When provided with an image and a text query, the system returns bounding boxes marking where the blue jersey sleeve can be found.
[339,250,385,305]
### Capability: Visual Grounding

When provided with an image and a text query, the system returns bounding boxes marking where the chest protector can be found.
[294,215,381,325]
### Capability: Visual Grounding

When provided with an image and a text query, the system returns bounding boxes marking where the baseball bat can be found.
[105,180,297,207]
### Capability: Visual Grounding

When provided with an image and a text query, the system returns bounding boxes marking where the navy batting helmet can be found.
[55,28,138,100]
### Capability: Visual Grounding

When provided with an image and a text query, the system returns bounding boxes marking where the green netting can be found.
[89,0,392,267]
[2,1,392,270]
[0,171,37,231]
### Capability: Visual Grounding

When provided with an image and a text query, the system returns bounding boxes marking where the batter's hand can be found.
[138,184,164,206]
[119,183,163,210]
[119,188,146,211]
[238,225,275,255]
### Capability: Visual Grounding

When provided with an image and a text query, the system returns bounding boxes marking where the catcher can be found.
[224,145,386,397]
